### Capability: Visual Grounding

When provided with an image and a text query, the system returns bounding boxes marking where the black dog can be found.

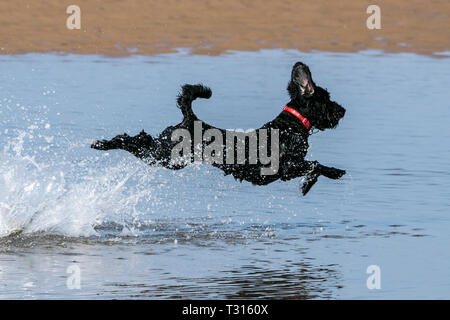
[91,62,346,195]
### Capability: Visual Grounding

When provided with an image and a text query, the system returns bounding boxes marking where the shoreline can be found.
[0,0,449,57]
[3,49,449,60]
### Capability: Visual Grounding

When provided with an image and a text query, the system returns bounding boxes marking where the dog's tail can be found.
[177,84,212,120]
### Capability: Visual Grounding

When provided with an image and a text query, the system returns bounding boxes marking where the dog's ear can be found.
[287,79,300,100]
[288,62,305,99]
[287,62,315,99]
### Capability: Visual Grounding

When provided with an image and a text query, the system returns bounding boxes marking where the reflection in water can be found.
[0,234,341,299]
[119,264,340,299]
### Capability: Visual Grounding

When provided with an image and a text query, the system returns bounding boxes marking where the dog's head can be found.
[287,61,346,131]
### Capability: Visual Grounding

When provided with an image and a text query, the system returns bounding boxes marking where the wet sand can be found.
[0,0,448,56]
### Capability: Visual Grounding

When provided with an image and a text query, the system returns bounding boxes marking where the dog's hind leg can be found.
[91,130,156,160]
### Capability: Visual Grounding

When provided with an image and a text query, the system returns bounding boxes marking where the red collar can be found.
[283,106,311,130]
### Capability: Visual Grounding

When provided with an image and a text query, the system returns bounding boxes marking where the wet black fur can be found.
[91,62,346,195]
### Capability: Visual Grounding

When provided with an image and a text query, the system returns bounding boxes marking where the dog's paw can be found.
[319,166,346,180]
[91,140,111,150]
[327,168,346,179]
[91,134,130,150]
[334,168,346,179]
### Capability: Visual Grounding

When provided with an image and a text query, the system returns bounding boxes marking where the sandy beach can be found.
[0,0,448,56]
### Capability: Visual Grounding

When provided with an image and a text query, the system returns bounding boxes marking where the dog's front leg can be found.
[317,163,346,180]
[301,161,346,196]
[278,159,319,195]
[300,161,320,196]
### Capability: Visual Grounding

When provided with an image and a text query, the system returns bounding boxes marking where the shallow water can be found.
[0,50,449,299]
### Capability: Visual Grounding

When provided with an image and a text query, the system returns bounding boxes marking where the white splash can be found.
[0,130,158,238]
